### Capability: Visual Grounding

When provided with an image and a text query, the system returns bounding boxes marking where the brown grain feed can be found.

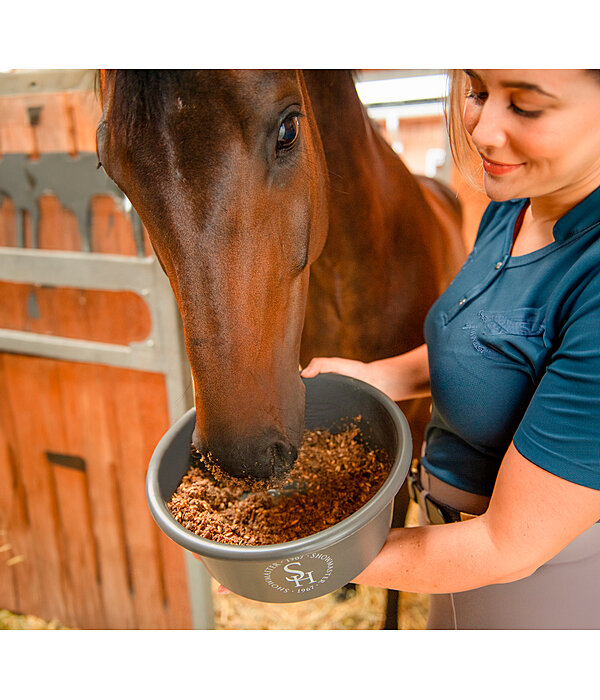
[167,422,392,545]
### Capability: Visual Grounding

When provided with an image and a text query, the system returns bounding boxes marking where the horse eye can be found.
[277,114,299,152]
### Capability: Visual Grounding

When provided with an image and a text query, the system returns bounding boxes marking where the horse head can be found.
[97,70,329,478]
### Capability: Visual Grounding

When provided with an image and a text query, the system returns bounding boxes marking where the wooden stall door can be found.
[0,73,193,628]
[0,356,191,629]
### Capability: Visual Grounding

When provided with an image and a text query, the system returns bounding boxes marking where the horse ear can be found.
[297,71,329,267]
[95,69,105,100]
[96,70,114,119]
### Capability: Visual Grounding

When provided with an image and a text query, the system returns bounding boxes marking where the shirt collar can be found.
[553,184,600,242]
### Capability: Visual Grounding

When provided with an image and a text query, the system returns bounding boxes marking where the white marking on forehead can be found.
[177,97,183,110]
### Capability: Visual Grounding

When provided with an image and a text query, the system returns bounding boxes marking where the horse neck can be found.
[304,71,388,177]
[299,71,451,362]
[302,70,428,249]
[304,70,434,265]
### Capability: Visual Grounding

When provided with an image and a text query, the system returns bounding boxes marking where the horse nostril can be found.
[264,440,297,478]
[192,434,299,480]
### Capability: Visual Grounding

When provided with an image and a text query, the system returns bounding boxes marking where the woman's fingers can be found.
[300,357,344,377]
[300,360,320,377]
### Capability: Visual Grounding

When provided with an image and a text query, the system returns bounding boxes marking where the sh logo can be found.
[283,561,316,588]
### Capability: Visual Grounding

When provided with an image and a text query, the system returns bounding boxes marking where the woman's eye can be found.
[277,114,300,152]
[465,89,487,104]
[510,104,543,119]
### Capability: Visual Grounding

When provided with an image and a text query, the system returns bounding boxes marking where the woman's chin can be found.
[482,176,525,202]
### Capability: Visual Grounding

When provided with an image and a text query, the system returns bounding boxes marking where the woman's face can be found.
[463,70,600,205]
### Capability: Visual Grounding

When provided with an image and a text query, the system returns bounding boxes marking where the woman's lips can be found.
[481,155,524,176]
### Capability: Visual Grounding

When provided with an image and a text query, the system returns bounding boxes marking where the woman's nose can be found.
[467,102,508,151]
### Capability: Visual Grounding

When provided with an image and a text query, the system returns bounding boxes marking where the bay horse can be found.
[97,69,465,629]
[97,69,465,483]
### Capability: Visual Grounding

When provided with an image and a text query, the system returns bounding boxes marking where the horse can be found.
[97,69,466,630]
[97,69,465,485]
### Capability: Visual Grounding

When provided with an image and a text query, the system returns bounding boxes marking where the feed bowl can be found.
[146,373,412,603]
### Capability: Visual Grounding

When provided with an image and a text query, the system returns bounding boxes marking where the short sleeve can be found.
[513,272,600,490]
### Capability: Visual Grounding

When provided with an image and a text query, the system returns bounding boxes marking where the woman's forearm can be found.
[351,515,536,594]
[353,444,600,594]
[367,343,431,402]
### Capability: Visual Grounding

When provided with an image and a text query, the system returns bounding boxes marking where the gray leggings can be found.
[419,508,600,629]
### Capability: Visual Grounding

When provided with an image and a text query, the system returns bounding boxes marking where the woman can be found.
[301,70,600,629]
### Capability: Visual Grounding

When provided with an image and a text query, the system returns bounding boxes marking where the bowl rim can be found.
[146,373,412,561]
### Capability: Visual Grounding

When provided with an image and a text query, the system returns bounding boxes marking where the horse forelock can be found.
[99,69,197,136]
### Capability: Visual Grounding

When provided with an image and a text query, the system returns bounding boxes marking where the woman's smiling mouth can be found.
[480,154,525,176]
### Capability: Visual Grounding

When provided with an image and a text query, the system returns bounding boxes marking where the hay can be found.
[213,582,428,630]
[213,580,387,630]
[0,609,69,630]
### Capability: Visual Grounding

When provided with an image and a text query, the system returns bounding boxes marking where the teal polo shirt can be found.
[422,185,600,496]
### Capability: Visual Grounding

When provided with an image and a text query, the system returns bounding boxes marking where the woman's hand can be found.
[301,356,401,399]
[301,357,377,385]
[301,345,431,402]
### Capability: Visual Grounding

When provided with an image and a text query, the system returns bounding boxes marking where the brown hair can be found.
[444,69,482,190]
[444,69,600,191]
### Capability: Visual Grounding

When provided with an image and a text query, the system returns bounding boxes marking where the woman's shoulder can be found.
[546,236,600,333]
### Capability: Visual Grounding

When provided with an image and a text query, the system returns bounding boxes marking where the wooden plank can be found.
[103,368,170,628]
[41,285,92,340]
[62,94,79,157]
[0,397,48,619]
[0,282,152,346]
[0,90,101,157]
[134,370,193,628]
[69,91,102,153]
[37,194,81,251]
[0,198,17,247]
[49,461,107,628]
[22,93,72,154]
[59,361,138,629]
[100,366,193,629]
[0,95,35,154]
[0,393,20,613]
[0,353,71,624]
[1,190,146,256]
[90,195,138,256]
[0,280,26,331]
[156,516,194,629]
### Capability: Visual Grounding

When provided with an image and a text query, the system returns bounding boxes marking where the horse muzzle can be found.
[191,427,301,480]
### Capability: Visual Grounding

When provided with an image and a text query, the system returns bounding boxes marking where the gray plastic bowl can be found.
[146,373,412,603]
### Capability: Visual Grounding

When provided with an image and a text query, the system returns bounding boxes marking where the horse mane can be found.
[97,69,194,135]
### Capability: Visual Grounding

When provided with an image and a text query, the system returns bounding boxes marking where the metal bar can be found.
[183,552,215,630]
[149,262,195,424]
[362,96,444,109]
[0,69,95,96]
[0,329,163,371]
[0,248,156,290]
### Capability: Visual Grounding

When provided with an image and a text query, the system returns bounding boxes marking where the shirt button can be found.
[495,261,503,270]
[459,298,467,306]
